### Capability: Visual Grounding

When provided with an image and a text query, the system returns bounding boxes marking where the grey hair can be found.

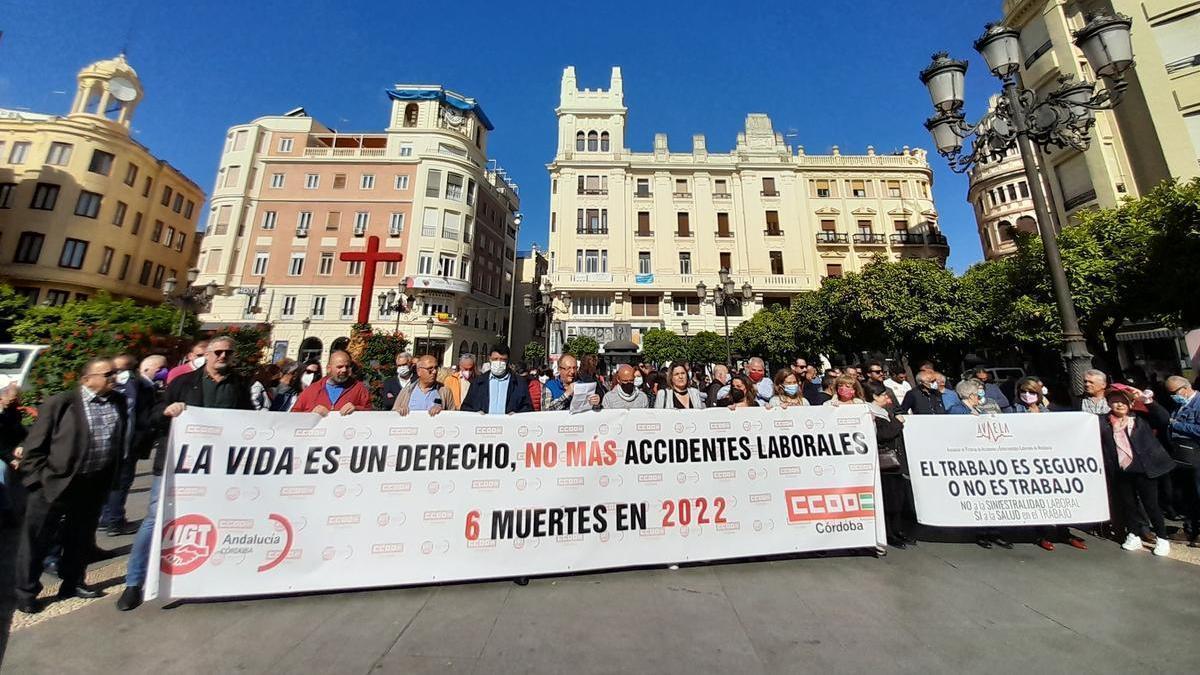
[79,357,113,380]
[208,335,236,350]
[955,378,984,400]
[1166,375,1191,391]
[396,352,413,360]
[748,357,765,367]
[1084,369,1108,384]
[457,353,476,363]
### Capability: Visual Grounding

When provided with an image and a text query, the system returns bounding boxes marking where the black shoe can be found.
[900,534,918,546]
[107,519,138,537]
[57,584,104,600]
[888,538,908,550]
[976,537,993,549]
[17,599,42,615]
[513,577,529,586]
[993,536,1013,549]
[116,586,143,611]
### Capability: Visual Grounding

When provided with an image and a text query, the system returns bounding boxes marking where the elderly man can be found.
[393,355,455,416]
[292,350,372,415]
[165,340,208,385]
[1080,369,1111,414]
[16,358,127,614]
[705,364,731,408]
[542,354,602,411]
[98,353,158,536]
[900,370,948,415]
[380,352,414,409]
[1167,376,1200,540]
[139,354,167,390]
[602,364,649,409]
[444,353,477,409]
[746,357,773,405]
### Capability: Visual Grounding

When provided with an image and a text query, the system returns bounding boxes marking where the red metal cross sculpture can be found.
[339,235,404,326]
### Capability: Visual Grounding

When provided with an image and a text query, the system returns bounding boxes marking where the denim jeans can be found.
[126,474,162,588]
[99,457,139,527]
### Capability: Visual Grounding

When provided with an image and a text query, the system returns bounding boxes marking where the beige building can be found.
[967,97,1043,260]
[998,0,1199,231]
[194,86,520,366]
[0,55,204,306]
[545,67,948,356]
[509,246,550,363]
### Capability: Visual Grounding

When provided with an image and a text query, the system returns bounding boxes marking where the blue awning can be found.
[386,89,494,130]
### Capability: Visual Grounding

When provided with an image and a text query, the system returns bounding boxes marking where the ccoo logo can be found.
[161,514,217,575]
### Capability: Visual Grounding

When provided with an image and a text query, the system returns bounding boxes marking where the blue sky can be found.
[1,0,1003,271]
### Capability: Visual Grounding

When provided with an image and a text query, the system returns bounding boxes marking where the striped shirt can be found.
[79,386,120,474]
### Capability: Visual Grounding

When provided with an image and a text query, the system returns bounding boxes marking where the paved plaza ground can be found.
[3,465,1199,674]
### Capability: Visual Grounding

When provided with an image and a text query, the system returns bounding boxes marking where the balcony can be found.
[712,192,732,199]
[1063,189,1098,212]
[634,190,652,198]
[852,233,887,245]
[578,189,609,196]
[890,233,948,247]
[635,230,654,237]
[572,272,613,283]
[576,227,609,235]
[296,226,309,238]
[389,225,402,237]
[760,191,780,197]
[407,274,471,294]
[303,147,387,158]
[353,225,366,237]
[764,228,783,237]
[672,192,692,199]
[815,232,849,244]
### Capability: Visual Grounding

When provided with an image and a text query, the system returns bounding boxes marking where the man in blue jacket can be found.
[1167,375,1200,545]
[460,345,533,414]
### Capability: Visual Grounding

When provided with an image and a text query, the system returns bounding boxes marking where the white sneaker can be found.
[1153,537,1170,557]
[1121,533,1142,551]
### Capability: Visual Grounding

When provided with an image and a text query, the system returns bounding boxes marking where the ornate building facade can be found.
[545,67,949,356]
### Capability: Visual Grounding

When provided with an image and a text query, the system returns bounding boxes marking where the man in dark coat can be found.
[460,345,533,414]
[900,370,948,415]
[98,353,158,536]
[15,358,127,614]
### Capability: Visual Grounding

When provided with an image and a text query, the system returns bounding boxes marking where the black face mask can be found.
[729,389,745,403]
[620,382,636,394]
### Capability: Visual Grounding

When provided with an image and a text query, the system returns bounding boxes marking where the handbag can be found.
[878,447,903,472]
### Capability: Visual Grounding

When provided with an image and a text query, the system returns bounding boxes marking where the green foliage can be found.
[562,335,599,357]
[687,330,727,366]
[210,324,271,378]
[0,284,31,342]
[357,330,410,410]
[640,328,687,366]
[11,293,186,403]
[789,292,831,358]
[731,306,801,367]
[522,341,547,365]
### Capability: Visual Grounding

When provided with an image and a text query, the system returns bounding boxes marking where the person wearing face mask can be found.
[250,364,281,411]
[269,362,304,412]
[460,345,533,414]
[526,366,544,411]
[865,382,917,549]
[393,355,456,416]
[768,369,809,408]
[899,370,948,415]
[1102,388,1175,557]
[746,357,773,405]
[947,379,1002,415]
[602,364,650,410]
[300,362,322,389]
[823,375,865,407]
[444,353,476,409]
[1166,375,1200,546]
[1011,376,1058,413]
[165,341,209,385]
[543,354,603,411]
[97,353,158,537]
[381,353,415,408]
[292,351,372,415]
[720,374,758,409]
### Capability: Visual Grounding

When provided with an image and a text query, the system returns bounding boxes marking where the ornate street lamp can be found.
[376,284,409,332]
[697,268,752,366]
[918,13,1135,397]
[162,268,218,336]
[425,316,435,356]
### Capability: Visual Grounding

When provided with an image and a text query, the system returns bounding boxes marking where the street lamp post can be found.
[425,317,435,356]
[522,277,554,358]
[162,268,218,337]
[681,320,689,339]
[919,14,1135,397]
[696,268,753,367]
[376,285,410,333]
[298,316,311,360]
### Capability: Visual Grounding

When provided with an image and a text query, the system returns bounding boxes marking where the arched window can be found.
[1016,215,1036,233]
[600,131,610,152]
[998,220,1014,241]
[575,131,585,151]
[471,341,479,355]
[331,337,350,354]
[404,103,418,127]
[459,340,469,356]
[587,131,598,152]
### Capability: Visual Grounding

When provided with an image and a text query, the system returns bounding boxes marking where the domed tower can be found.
[68,54,143,129]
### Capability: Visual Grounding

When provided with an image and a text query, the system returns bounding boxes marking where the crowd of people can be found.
[2,336,1199,616]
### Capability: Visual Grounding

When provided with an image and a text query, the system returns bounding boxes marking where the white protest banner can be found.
[147,405,883,600]
[902,412,1108,527]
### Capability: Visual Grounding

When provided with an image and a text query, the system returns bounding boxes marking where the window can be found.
[164,226,176,248]
[459,257,470,280]
[30,183,60,210]
[820,219,836,232]
[384,260,400,276]
[75,190,102,218]
[575,131,585,151]
[347,260,363,276]
[312,296,326,318]
[446,173,464,200]
[0,183,13,208]
[587,131,598,151]
[426,169,442,198]
[87,150,114,176]
[361,174,375,190]
[1007,184,1018,201]
[261,210,277,230]
[571,296,612,316]
[14,232,44,263]
[600,131,610,151]
[150,220,163,243]
[142,176,152,197]
[324,211,340,231]
[46,142,73,166]
[418,251,433,274]
[288,253,304,276]
[252,253,269,276]
[714,179,729,195]
[825,264,843,278]
[118,254,131,280]
[422,208,438,236]
[857,219,873,235]
[223,166,241,188]
[765,211,780,235]
[637,211,651,236]
[95,245,113,273]
[575,249,606,273]
[635,251,651,275]
[1018,181,1029,198]
[279,137,293,152]
[893,219,908,232]
[172,194,183,213]
[355,211,370,235]
[318,252,334,275]
[674,179,689,195]
[850,180,867,198]
[159,186,173,207]
[184,200,195,219]
[281,295,297,318]
[635,178,651,197]
[305,173,319,189]
[769,251,784,275]
[132,212,142,234]
[673,297,701,316]
[719,252,732,271]
[438,253,456,277]
[762,177,777,196]
[297,211,313,232]
[175,233,186,252]
[9,141,30,164]
[815,180,831,198]
[631,295,660,317]
[44,290,71,307]
[395,175,409,190]
[676,212,690,237]
[882,180,900,198]
[714,212,732,238]
[123,163,138,186]
[341,296,357,319]
[442,211,461,240]
[58,239,88,269]
[399,143,413,157]
[270,173,284,188]
[678,252,692,275]
[404,103,419,127]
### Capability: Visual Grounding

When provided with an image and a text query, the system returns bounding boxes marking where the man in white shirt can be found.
[883,365,912,403]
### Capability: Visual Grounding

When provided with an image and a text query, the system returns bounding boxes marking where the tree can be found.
[562,335,599,357]
[789,292,831,359]
[208,324,270,378]
[356,329,410,410]
[687,330,727,366]
[522,341,547,365]
[731,306,799,367]
[0,284,31,342]
[640,328,686,366]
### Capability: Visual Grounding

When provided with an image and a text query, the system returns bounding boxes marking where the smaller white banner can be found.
[903,412,1109,527]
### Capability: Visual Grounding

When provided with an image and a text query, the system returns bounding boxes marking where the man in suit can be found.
[899,370,949,415]
[460,345,533,414]
[97,353,158,536]
[15,358,127,614]
[379,352,414,410]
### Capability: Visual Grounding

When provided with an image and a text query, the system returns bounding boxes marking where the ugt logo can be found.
[161,514,217,575]
[975,420,1013,443]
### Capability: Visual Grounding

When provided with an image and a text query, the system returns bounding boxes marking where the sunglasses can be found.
[211,349,233,356]
[90,370,116,378]
[868,370,883,374]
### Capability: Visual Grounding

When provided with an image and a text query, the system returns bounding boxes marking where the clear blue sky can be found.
[1,0,1004,271]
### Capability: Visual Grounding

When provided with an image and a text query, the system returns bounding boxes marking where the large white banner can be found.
[903,412,1108,527]
[148,405,884,600]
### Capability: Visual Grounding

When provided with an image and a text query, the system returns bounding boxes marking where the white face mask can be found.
[115,370,131,385]
[396,365,412,379]
[460,369,473,380]
[634,376,644,387]
[537,375,549,384]
[490,360,508,377]
[192,356,206,369]
[300,373,316,387]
